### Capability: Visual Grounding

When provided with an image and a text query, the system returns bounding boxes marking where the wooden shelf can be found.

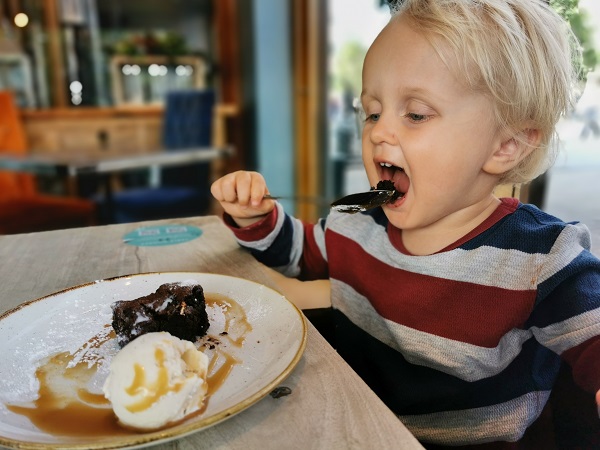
[19,106,163,120]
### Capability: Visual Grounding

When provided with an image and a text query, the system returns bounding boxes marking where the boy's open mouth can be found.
[374,163,409,201]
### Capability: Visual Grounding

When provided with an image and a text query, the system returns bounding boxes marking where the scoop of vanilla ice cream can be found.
[103,332,209,430]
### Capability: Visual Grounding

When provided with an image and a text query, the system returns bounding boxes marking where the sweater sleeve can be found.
[561,336,600,393]
[529,222,600,394]
[223,202,329,280]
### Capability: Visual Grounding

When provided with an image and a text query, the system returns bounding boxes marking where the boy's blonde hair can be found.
[392,0,582,183]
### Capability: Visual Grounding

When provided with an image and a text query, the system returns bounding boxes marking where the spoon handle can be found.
[263,194,329,205]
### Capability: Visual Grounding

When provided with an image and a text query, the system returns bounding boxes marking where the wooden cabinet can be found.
[9,0,244,171]
[20,108,163,158]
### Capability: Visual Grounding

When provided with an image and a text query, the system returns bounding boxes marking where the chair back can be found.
[0,91,35,199]
[161,89,215,187]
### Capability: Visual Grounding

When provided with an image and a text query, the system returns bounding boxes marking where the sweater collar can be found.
[388,197,519,255]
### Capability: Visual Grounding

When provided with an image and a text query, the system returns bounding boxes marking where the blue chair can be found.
[102,89,216,223]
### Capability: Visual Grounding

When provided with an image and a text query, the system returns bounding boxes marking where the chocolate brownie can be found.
[374,179,403,201]
[111,282,209,347]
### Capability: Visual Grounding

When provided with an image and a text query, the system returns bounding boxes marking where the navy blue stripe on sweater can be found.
[333,310,561,416]
[249,213,297,267]
[528,249,600,328]
[362,201,568,256]
[460,204,567,254]
[363,207,389,229]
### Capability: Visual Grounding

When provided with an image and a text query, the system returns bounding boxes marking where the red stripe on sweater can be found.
[328,231,536,348]
[299,222,329,280]
[224,207,279,242]
[561,335,600,393]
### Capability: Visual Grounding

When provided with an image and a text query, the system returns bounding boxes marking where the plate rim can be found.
[0,272,307,450]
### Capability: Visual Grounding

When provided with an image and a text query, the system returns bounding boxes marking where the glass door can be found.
[325,0,390,201]
[546,0,600,257]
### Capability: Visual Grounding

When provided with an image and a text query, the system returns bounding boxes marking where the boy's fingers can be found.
[220,176,239,203]
[211,171,270,208]
[234,172,254,206]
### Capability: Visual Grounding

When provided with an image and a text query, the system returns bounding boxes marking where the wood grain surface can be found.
[0,216,423,449]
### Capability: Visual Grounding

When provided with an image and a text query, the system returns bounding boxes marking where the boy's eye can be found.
[367,113,381,122]
[406,113,429,123]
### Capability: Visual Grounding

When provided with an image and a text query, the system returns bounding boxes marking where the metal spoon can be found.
[262,194,330,205]
[330,189,396,214]
[263,189,397,213]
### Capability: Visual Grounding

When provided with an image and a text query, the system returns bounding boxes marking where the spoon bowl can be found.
[330,189,396,213]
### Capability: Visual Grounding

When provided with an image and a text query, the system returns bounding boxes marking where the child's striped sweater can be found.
[224,197,600,445]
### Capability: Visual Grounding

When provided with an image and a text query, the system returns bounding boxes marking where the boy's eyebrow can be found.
[362,85,458,105]
[361,86,431,101]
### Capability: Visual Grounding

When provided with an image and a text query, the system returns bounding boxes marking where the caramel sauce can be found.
[6,351,126,437]
[206,294,253,347]
[206,349,242,396]
[6,293,249,438]
[125,348,185,413]
[76,388,109,406]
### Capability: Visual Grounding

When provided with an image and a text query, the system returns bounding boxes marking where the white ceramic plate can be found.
[0,273,306,450]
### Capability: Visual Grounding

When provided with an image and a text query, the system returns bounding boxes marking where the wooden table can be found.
[0,146,233,178]
[0,216,423,449]
[0,146,233,223]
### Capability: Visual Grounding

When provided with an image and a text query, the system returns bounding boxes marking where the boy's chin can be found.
[382,206,408,229]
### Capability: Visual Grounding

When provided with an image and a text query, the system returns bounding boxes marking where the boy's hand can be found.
[211,171,276,228]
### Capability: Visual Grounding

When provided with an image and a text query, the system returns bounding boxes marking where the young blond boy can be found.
[212,0,600,446]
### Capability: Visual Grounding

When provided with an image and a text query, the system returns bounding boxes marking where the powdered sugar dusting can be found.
[133,311,151,325]
[155,297,174,312]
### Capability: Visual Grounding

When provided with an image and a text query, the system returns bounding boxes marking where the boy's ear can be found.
[483,127,541,176]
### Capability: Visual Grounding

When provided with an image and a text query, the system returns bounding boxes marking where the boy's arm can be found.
[529,224,600,413]
[224,202,329,281]
[224,208,331,309]
[260,265,331,310]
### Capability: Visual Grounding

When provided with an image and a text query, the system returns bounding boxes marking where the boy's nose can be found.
[368,114,398,145]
